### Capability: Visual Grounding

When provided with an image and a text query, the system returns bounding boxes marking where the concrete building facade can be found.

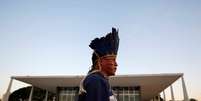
[3,73,189,101]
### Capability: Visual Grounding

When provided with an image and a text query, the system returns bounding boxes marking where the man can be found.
[78,28,119,101]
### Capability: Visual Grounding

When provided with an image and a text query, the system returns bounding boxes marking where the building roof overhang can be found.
[12,73,183,101]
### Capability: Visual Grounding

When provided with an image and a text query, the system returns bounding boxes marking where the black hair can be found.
[88,52,98,73]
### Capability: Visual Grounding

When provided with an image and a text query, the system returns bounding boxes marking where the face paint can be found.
[100,56,118,76]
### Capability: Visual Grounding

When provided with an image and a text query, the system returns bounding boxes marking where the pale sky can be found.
[0,0,201,100]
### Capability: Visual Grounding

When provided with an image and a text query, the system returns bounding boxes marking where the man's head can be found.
[91,53,118,76]
[89,28,119,76]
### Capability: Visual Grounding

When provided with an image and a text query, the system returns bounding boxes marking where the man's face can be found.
[100,56,118,76]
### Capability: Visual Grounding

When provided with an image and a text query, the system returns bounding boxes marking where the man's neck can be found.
[100,71,109,79]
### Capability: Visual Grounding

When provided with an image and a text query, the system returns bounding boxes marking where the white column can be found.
[181,76,189,101]
[162,91,166,101]
[123,88,124,101]
[170,85,175,101]
[28,86,34,101]
[44,90,48,101]
[53,96,56,101]
[2,77,13,101]
[158,94,160,101]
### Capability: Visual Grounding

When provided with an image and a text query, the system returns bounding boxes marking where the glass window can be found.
[67,95,71,101]
[130,95,135,101]
[112,86,140,101]
[62,95,67,101]
[58,87,78,101]
[72,95,75,101]
[119,94,124,101]
[124,95,129,101]
[134,95,140,101]
[58,86,140,101]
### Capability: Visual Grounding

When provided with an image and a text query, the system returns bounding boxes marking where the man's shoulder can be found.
[86,72,104,80]
[84,72,106,85]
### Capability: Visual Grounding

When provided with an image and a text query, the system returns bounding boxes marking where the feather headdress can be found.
[89,28,119,57]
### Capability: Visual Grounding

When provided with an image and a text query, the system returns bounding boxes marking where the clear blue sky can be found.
[0,0,201,100]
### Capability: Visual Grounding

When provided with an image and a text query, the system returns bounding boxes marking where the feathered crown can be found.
[89,28,119,57]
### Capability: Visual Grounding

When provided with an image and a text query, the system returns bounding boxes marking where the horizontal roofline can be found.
[11,73,183,101]
[12,73,183,79]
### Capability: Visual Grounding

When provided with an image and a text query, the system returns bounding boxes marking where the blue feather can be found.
[89,28,119,57]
